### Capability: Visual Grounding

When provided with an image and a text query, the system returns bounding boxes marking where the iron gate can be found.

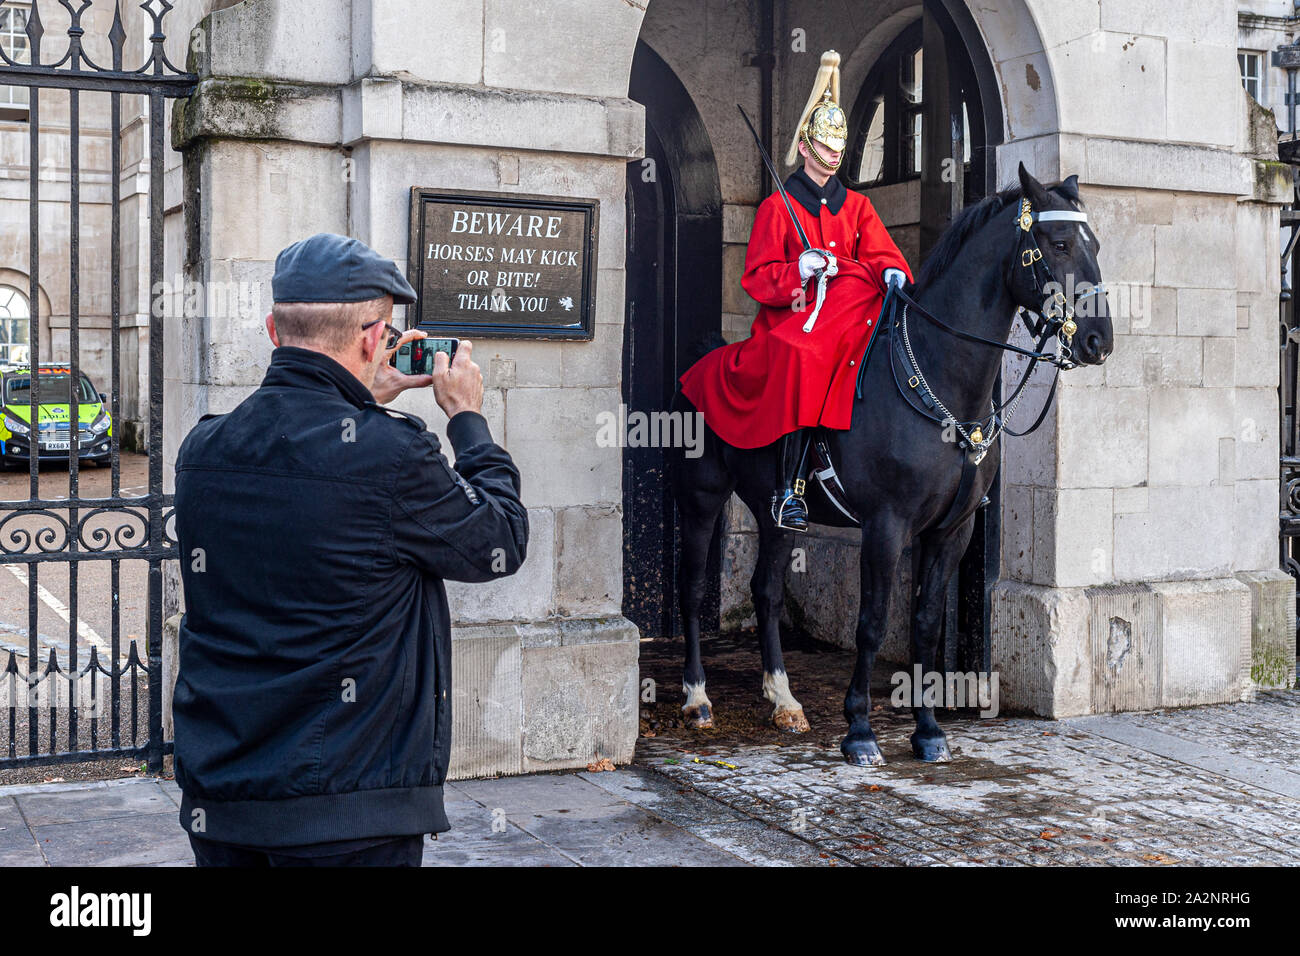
[0,0,194,772]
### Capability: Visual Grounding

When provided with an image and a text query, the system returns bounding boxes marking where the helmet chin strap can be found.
[801,130,842,171]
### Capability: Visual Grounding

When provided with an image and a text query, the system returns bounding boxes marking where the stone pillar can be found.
[991,0,1295,714]
[167,0,646,775]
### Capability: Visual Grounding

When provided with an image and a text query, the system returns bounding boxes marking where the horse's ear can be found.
[1059,174,1081,201]
[1018,161,1051,210]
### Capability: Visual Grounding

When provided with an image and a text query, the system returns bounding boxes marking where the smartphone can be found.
[393,337,458,376]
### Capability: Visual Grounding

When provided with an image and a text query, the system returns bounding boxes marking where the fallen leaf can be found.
[586,757,615,772]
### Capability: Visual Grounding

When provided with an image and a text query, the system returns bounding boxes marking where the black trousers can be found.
[189,833,425,867]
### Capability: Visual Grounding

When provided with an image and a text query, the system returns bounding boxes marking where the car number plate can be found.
[42,441,70,450]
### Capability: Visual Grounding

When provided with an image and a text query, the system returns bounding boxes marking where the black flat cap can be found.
[272,233,417,304]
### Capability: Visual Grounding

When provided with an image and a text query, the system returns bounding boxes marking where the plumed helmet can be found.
[787,50,847,170]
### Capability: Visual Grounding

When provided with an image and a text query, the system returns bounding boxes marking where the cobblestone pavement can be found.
[633,690,1300,866]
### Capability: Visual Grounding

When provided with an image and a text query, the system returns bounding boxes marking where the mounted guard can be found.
[678,50,912,532]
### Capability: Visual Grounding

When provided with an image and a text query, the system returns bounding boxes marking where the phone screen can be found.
[393,338,458,376]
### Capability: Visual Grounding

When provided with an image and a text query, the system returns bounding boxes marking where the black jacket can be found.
[171,345,528,847]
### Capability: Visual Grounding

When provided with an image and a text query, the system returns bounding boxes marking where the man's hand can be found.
[371,329,433,405]
[883,268,906,290]
[799,249,835,282]
[432,340,483,419]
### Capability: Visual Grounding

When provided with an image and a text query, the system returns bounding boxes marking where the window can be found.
[845,21,973,189]
[1239,51,1262,103]
[0,285,30,365]
[4,371,96,406]
[0,4,30,120]
[900,46,923,178]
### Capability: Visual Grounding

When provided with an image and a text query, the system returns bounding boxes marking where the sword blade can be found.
[737,105,812,253]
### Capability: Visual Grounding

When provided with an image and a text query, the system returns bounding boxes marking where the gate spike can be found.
[109,1,127,71]
[24,1,43,67]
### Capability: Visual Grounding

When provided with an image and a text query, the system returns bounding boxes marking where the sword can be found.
[737,105,811,252]
[737,105,833,333]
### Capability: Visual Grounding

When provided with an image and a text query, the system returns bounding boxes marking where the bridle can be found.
[1012,198,1105,363]
[873,197,1104,467]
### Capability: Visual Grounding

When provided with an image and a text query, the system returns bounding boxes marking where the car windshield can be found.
[4,371,98,406]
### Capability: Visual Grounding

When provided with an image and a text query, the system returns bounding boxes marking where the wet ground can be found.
[634,633,1300,866]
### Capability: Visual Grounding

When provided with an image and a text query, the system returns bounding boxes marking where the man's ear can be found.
[359,318,385,364]
[265,313,280,347]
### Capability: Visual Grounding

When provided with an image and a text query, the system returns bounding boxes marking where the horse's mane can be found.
[913,178,1082,289]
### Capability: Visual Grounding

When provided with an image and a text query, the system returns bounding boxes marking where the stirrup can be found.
[772,480,808,532]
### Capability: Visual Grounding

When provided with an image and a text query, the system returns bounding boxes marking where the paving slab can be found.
[33,811,192,866]
[16,779,174,827]
[452,772,628,813]
[1066,712,1300,799]
[0,798,44,866]
[509,803,747,866]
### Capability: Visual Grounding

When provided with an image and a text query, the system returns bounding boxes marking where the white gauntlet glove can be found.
[883,268,907,289]
[799,250,838,282]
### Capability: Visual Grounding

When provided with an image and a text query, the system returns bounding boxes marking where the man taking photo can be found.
[171,233,529,866]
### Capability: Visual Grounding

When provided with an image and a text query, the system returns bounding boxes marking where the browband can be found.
[1035,210,1088,223]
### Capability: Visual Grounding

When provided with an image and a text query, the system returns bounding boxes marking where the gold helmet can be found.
[787,50,848,171]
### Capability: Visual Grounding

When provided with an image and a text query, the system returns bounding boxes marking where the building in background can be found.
[0,1,1293,779]
[0,0,186,449]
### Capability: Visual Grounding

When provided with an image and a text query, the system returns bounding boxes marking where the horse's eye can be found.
[1052,241,1069,254]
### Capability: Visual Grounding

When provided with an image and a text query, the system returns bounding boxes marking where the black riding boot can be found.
[771,429,811,532]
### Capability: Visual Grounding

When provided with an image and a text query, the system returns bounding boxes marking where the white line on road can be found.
[3,564,114,660]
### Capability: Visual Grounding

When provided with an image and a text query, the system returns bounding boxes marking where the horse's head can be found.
[1007,163,1113,366]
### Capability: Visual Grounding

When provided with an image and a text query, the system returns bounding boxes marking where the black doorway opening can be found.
[623,42,723,640]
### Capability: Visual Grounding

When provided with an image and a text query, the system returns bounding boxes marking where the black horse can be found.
[669,163,1113,765]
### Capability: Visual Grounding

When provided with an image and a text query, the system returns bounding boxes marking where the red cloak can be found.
[678,179,912,450]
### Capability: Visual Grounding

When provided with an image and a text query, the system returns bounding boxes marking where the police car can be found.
[0,363,112,466]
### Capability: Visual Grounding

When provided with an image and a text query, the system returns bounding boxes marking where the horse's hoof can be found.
[910,732,952,762]
[841,735,885,766]
[683,704,714,730]
[772,707,810,733]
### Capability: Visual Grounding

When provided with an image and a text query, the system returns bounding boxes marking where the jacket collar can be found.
[261,345,376,408]
[786,168,847,217]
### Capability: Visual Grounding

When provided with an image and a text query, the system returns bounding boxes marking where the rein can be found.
[861,199,1101,467]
